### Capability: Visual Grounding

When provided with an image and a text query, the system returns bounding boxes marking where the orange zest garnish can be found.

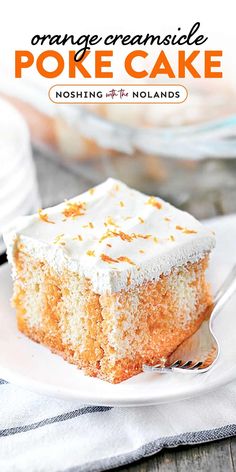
[169,235,175,242]
[135,233,150,240]
[38,209,55,224]
[113,231,132,242]
[138,217,144,224]
[86,250,95,256]
[83,222,94,229]
[100,254,136,266]
[165,217,171,222]
[62,202,86,218]
[54,233,64,244]
[146,196,162,210]
[100,254,119,264]
[117,256,136,266]
[99,230,151,243]
[73,234,83,241]
[104,216,119,228]
[176,225,197,234]
[136,233,151,240]
[183,229,197,234]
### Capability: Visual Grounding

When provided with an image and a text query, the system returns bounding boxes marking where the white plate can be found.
[0,214,236,406]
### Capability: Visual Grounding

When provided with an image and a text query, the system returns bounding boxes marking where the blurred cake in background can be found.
[87,82,236,127]
[1,80,236,209]
[1,80,236,159]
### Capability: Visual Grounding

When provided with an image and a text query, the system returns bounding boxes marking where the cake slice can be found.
[4,178,215,383]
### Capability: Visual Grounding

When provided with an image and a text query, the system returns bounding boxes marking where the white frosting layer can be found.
[4,178,215,294]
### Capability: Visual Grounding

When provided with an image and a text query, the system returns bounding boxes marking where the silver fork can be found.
[143,264,236,374]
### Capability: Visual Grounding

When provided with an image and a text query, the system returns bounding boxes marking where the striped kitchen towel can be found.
[0,379,236,471]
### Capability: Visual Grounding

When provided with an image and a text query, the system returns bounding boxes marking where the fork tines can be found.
[143,360,203,372]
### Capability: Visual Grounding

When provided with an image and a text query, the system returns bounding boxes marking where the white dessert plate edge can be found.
[0,213,236,406]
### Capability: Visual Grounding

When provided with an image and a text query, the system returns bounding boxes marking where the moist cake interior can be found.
[13,249,211,383]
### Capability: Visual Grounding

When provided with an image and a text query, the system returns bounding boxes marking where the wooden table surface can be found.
[115,438,236,471]
[34,151,236,472]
